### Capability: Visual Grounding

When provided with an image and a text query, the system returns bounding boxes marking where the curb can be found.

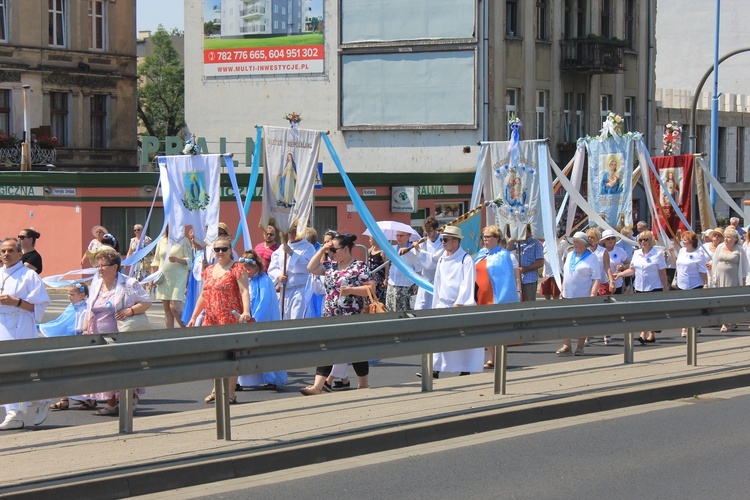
[3,369,750,499]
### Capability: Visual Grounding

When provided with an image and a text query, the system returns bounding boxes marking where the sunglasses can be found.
[328,246,343,254]
[441,237,457,243]
[17,235,27,240]
[213,246,230,253]
[134,228,142,232]
[481,235,496,239]
[638,238,649,243]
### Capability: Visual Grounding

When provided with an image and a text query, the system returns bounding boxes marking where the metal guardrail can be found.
[1,287,748,438]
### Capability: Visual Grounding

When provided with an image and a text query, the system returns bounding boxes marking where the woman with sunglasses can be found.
[301,234,374,395]
[18,228,42,274]
[475,225,520,369]
[614,230,668,343]
[85,248,152,415]
[125,224,153,281]
[187,236,251,404]
[236,249,286,390]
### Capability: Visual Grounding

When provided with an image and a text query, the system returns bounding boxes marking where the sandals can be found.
[96,403,119,416]
[205,393,238,404]
[483,361,494,369]
[49,398,69,411]
[77,399,98,410]
[555,346,572,356]
[299,386,323,396]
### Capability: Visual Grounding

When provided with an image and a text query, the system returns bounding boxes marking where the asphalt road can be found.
[160,387,750,500]
[18,296,750,429]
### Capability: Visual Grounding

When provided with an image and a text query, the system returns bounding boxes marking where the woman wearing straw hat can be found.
[80,225,107,267]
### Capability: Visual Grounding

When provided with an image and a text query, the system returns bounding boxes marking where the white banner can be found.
[162,154,221,245]
[261,126,321,237]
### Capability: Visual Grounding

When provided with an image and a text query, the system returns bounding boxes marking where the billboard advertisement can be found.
[202,0,324,77]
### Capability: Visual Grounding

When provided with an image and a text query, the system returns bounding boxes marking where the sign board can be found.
[391,186,417,213]
[362,189,377,196]
[418,185,459,195]
[50,187,76,196]
[315,162,323,189]
[0,186,43,197]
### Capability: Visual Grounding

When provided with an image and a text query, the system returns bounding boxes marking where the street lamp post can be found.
[21,84,31,172]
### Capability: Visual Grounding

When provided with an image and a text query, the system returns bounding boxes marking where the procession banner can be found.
[261,126,321,237]
[650,154,693,236]
[585,136,634,229]
[163,154,222,245]
[202,1,324,77]
[483,140,544,240]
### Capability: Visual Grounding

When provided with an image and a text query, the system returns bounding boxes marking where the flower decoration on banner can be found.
[284,112,302,129]
[598,111,623,139]
[507,114,523,155]
[661,120,682,156]
[182,139,201,155]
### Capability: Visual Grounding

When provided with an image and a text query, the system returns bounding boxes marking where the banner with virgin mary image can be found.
[481,140,543,240]
[650,154,693,236]
[261,126,321,237]
[586,136,634,229]
[162,153,222,244]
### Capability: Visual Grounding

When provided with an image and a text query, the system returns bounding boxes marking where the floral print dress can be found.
[201,262,247,325]
[322,260,371,317]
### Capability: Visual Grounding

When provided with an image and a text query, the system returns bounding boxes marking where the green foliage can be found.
[138,26,185,145]
[204,21,221,36]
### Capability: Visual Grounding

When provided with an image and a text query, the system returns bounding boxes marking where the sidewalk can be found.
[2,336,750,499]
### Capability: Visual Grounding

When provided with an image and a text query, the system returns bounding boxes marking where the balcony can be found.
[0,146,57,168]
[560,37,627,73]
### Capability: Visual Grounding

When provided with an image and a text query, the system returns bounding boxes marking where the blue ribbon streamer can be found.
[234,126,263,247]
[223,154,252,251]
[322,133,433,293]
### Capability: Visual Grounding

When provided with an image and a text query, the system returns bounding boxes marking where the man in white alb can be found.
[267,224,316,320]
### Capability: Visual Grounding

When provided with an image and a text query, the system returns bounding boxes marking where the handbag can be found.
[116,297,153,332]
[151,271,165,285]
[364,286,387,314]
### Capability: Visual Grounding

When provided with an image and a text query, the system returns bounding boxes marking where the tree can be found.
[204,21,221,36]
[138,26,184,143]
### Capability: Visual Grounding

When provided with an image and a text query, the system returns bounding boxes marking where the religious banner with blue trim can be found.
[163,154,222,244]
[485,140,543,240]
[585,134,634,229]
[261,126,321,237]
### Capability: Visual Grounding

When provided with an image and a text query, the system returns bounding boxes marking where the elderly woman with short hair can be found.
[712,227,749,332]
[614,230,668,343]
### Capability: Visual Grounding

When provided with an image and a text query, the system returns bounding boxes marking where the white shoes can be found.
[603,335,612,344]
[31,402,50,426]
[0,411,24,431]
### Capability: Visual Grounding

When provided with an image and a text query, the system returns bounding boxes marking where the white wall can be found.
[185,0,484,173]
[656,0,750,96]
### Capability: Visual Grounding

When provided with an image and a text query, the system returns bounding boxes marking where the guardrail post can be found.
[687,326,697,365]
[421,353,433,392]
[493,345,507,395]
[214,378,232,440]
[119,389,134,434]
[624,332,634,363]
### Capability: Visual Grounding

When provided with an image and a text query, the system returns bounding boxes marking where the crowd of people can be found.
[2,215,749,430]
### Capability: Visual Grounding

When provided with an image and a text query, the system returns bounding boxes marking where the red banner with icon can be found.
[650,154,693,238]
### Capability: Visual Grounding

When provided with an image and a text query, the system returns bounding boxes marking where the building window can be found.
[536,0,549,40]
[536,90,547,139]
[718,127,727,183]
[90,95,107,148]
[563,0,572,39]
[563,92,573,142]
[576,93,586,139]
[89,0,105,50]
[576,0,587,37]
[625,0,636,49]
[0,0,8,43]
[101,206,164,254]
[600,94,612,121]
[737,127,745,183]
[49,92,69,146]
[49,0,67,47]
[273,4,278,13]
[0,89,10,136]
[506,88,518,139]
[273,20,278,29]
[624,97,634,132]
[600,0,611,37]
[506,0,518,37]
[313,206,337,240]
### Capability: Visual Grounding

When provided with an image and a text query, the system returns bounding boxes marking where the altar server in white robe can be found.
[0,238,51,430]
[431,226,481,375]
[267,225,316,320]
[409,216,444,311]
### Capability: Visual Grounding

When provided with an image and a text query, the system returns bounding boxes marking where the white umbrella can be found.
[363,220,420,241]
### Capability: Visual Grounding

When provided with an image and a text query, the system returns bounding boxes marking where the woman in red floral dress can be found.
[187,236,251,403]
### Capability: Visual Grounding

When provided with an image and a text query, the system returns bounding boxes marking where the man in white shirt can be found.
[430,226,480,377]
[410,216,444,311]
[0,238,51,430]
[386,231,418,312]
[268,225,316,320]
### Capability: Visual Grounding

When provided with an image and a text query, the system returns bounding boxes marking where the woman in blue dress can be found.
[236,248,286,389]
